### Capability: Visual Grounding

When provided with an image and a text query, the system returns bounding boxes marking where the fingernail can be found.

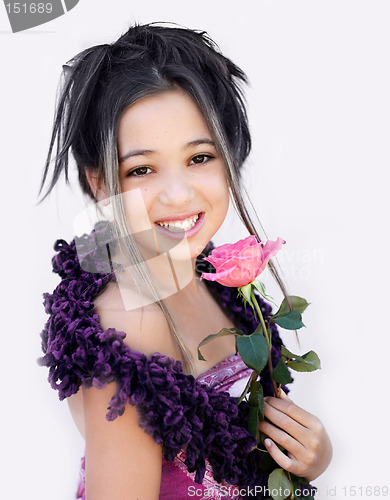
[264,438,272,448]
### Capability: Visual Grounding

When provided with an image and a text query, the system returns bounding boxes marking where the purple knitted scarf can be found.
[38,222,288,492]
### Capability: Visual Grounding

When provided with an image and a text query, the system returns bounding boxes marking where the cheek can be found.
[120,188,163,261]
[209,170,230,215]
[121,188,153,234]
[215,186,229,214]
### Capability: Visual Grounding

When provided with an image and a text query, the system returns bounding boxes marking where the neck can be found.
[112,240,204,308]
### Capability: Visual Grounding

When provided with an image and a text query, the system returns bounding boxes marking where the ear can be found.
[85,169,109,204]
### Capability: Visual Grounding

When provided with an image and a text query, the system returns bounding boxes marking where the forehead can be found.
[117,89,213,150]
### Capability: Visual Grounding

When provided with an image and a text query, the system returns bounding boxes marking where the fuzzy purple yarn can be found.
[38,222,313,495]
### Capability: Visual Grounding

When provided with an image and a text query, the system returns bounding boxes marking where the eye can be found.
[190,154,214,165]
[126,166,152,177]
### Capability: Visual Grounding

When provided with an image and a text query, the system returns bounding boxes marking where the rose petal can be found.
[201,236,284,288]
[200,265,237,282]
[256,237,286,275]
[261,237,286,261]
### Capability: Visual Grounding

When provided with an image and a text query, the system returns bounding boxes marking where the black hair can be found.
[39,23,251,201]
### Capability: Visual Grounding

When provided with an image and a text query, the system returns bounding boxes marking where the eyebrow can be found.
[118,138,216,163]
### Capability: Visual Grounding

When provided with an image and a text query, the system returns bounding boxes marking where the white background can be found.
[1,1,389,499]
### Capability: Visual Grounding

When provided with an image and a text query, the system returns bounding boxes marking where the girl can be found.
[38,23,332,499]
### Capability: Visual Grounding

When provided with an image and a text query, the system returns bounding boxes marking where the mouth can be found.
[154,212,204,237]
[155,213,200,232]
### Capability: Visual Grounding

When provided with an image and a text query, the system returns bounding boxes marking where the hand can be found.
[258,390,332,482]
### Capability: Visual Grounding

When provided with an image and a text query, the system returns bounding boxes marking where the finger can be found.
[258,418,306,458]
[264,438,296,472]
[279,389,291,401]
[264,396,315,429]
[262,400,310,446]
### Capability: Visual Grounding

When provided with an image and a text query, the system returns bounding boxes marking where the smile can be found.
[156,213,200,232]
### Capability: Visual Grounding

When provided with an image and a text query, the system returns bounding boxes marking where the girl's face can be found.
[117,88,230,261]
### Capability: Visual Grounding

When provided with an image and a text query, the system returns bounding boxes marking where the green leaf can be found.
[273,310,305,330]
[289,296,310,314]
[248,406,259,437]
[197,328,243,361]
[281,346,304,362]
[237,370,258,405]
[252,321,267,336]
[271,296,310,320]
[282,347,321,373]
[248,381,265,420]
[271,358,292,385]
[268,468,293,500]
[236,331,270,374]
[288,350,321,372]
[252,279,278,306]
[302,350,321,368]
[197,350,207,362]
[238,284,253,307]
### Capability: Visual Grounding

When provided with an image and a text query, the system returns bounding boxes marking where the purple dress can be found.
[39,222,311,499]
[76,354,253,500]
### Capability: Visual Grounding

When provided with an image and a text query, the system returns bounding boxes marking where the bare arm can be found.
[83,381,162,500]
[81,280,183,499]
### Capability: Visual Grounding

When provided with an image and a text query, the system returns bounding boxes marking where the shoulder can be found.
[93,279,181,361]
[38,226,186,407]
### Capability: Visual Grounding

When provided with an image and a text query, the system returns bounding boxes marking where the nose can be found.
[158,172,195,207]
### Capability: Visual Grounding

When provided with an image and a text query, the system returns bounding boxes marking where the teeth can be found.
[156,214,200,232]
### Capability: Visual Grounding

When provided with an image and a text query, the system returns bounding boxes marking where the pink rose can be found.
[201,236,285,287]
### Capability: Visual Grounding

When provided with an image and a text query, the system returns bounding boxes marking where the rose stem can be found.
[251,290,279,398]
